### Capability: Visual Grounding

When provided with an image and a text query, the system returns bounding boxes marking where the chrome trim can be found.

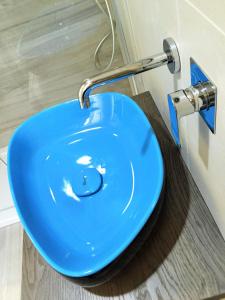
[163,37,180,74]
[185,82,216,112]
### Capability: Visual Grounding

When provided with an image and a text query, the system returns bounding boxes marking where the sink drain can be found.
[74,168,103,197]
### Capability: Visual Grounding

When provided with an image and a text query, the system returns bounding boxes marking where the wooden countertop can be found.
[21,92,225,300]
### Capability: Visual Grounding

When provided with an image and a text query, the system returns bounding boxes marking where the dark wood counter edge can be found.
[132,92,225,300]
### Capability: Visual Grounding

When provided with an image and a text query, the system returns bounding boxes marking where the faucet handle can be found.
[168,91,195,146]
[168,81,216,146]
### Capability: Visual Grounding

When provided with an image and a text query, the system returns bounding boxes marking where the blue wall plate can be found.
[190,58,216,133]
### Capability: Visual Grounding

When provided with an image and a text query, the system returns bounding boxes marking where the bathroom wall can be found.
[114,0,225,238]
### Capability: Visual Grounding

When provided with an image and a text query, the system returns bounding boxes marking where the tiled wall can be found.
[115,0,225,237]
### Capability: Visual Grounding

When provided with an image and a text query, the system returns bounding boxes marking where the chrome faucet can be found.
[78,38,181,108]
[168,59,217,146]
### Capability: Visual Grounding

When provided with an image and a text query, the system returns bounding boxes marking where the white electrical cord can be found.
[94,0,115,71]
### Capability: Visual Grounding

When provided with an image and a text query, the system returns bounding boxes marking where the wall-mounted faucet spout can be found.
[78,38,180,108]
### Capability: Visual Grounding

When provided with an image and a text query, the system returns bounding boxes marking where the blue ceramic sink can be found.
[8,92,164,278]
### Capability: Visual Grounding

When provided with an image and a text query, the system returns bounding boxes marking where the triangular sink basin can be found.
[8,93,164,278]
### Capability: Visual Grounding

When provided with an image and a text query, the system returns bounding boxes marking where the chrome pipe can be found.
[78,38,180,108]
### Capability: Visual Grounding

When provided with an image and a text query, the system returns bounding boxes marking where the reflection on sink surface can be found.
[8,92,164,278]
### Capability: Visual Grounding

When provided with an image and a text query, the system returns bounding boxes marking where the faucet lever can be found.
[168,81,216,146]
[168,91,195,146]
[78,37,181,108]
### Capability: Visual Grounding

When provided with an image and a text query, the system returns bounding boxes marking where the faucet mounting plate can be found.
[190,58,217,133]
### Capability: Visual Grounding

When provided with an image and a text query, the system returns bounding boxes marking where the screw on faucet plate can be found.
[174,97,180,103]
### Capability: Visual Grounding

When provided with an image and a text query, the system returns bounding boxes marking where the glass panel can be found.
[0,0,130,147]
